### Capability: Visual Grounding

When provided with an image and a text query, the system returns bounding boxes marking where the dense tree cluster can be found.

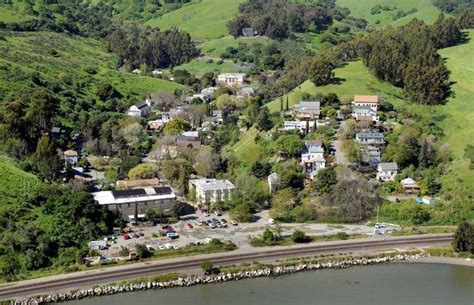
[107,23,198,70]
[227,0,339,39]
[432,0,474,14]
[0,185,119,281]
[359,18,460,104]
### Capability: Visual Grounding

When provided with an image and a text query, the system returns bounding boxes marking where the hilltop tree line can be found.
[227,0,348,39]
[0,0,198,70]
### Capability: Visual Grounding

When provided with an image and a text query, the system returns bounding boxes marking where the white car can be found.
[268,218,275,225]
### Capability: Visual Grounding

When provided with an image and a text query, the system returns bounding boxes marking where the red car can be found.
[163,225,173,231]
[122,233,130,240]
[186,223,193,229]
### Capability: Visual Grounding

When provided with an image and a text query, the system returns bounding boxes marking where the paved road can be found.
[0,234,453,300]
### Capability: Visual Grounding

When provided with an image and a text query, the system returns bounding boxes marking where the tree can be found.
[194,146,220,177]
[128,163,159,180]
[309,55,335,85]
[262,228,275,242]
[313,167,337,195]
[453,222,473,254]
[34,135,62,181]
[122,123,148,152]
[255,107,273,131]
[135,244,152,259]
[274,135,304,156]
[215,94,247,113]
[251,161,272,178]
[152,92,176,111]
[163,119,191,136]
[229,202,254,222]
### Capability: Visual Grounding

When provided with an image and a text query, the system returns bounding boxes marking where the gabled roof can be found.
[401,177,418,186]
[134,101,150,109]
[357,132,384,139]
[293,101,320,110]
[353,95,379,103]
[378,162,398,171]
[305,140,322,146]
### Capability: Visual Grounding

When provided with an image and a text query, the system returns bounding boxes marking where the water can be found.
[70,263,473,305]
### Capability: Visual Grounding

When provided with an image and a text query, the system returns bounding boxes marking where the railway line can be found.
[0,234,453,300]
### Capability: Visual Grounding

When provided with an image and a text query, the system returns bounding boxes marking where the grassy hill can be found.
[0,31,182,103]
[0,156,41,200]
[337,0,441,26]
[146,0,244,41]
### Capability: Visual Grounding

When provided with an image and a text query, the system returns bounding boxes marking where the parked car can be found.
[194,220,203,226]
[208,222,216,229]
[122,233,130,240]
[186,223,193,229]
[231,220,238,226]
[164,243,172,249]
[133,233,140,238]
[158,245,166,250]
[214,210,222,216]
[220,219,227,224]
[146,245,155,252]
[162,225,173,231]
[167,232,179,239]
[138,232,144,237]
[203,211,209,217]
[268,218,275,225]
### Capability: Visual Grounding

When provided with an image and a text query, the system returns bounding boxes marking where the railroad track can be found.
[0,234,452,299]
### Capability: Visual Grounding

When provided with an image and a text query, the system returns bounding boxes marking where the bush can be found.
[291,230,311,243]
[135,244,152,259]
[335,232,349,240]
[201,260,214,274]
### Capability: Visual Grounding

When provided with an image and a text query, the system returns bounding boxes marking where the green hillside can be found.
[0,31,182,103]
[0,156,41,200]
[266,31,474,196]
[146,0,244,41]
[337,0,441,26]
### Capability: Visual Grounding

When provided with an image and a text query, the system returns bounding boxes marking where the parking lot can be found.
[99,210,374,258]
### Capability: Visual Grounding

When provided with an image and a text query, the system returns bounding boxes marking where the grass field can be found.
[337,0,441,26]
[0,31,182,103]
[231,128,264,168]
[170,58,240,77]
[146,0,244,41]
[266,60,407,113]
[0,156,41,200]
[199,36,271,57]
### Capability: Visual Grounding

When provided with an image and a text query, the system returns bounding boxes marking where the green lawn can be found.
[337,0,441,26]
[0,31,181,103]
[231,128,264,168]
[146,0,244,41]
[200,36,271,57]
[170,58,240,77]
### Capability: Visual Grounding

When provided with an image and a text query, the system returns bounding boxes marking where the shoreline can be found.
[10,252,444,305]
[416,256,474,267]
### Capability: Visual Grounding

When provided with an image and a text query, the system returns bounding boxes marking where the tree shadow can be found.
[330,77,346,85]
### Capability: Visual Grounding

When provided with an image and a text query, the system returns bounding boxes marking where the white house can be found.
[127,98,152,117]
[352,95,379,112]
[301,140,326,180]
[92,187,177,220]
[356,132,385,144]
[376,162,398,181]
[188,179,235,206]
[352,106,379,122]
[217,73,246,87]
[283,121,315,133]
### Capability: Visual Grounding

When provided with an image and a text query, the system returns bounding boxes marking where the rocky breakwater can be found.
[13,253,426,305]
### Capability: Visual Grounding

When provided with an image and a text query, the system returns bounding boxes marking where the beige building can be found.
[189,179,235,206]
[352,95,379,112]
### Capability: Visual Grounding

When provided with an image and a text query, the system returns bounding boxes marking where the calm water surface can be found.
[70,263,473,305]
